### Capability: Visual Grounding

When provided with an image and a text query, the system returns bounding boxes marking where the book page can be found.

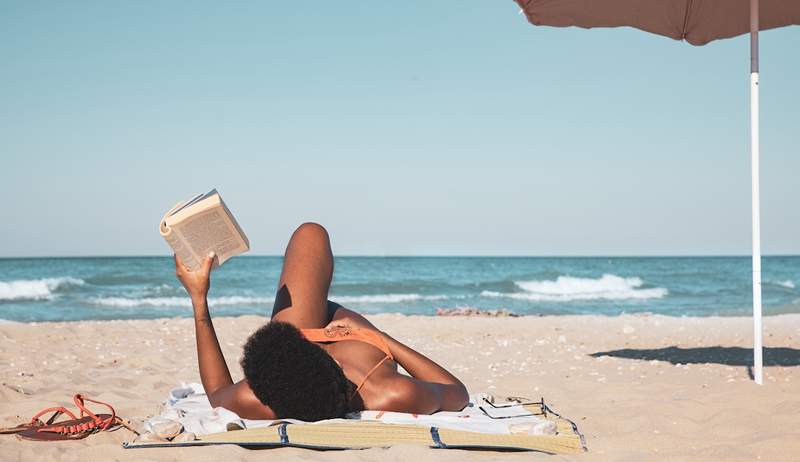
[173,205,247,267]
[160,220,201,269]
[220,198,250,254]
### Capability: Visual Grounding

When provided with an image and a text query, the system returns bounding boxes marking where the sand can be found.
[1,313,798,461]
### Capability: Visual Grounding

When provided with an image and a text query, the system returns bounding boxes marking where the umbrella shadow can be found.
[589,346,800,380]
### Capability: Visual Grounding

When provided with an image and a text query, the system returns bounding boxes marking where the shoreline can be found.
[2,311,800,325]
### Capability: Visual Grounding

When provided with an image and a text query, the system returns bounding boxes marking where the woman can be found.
[174,222,469,421]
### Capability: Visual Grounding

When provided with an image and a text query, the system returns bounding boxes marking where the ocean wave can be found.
[90,296,275,308]
[481,274,668,301]
[89,293,449,307]
[0,277,85,301]
[777,280,796,289]
[333,294,450,304]
[140,284,185,297]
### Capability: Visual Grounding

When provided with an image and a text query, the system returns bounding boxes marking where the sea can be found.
[0,256,798,322]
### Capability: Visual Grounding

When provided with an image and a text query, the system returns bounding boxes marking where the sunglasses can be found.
[478,396,547,419]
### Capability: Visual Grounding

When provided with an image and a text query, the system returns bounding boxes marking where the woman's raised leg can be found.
[270,222,337,329]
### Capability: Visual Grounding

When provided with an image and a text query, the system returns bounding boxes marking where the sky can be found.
[1,1,798,257]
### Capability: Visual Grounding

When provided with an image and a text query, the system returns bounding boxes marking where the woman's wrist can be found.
[191,293,208,303]
[191,295,209,313]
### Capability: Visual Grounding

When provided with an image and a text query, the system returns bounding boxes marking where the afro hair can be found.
[241,321,356,421]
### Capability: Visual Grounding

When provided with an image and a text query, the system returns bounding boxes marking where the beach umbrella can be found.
[514,0,800,385]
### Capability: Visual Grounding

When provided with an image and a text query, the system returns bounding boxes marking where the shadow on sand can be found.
[590,346,800,379]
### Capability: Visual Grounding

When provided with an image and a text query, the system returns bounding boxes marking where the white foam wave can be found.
[481,274,667,302]
[91,293,448,308]
[0,277,85,301]
[333,294,449,304]
[777,280,796,289]
[90,296,275,308]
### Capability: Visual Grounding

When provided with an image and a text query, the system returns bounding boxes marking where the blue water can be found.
[0,256,798,322]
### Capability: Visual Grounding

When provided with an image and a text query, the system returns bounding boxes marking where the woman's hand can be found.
[175,252,215,301]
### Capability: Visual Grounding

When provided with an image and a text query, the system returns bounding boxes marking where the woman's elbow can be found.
[456,384,470,408]
[206,387,233,409]
[442,383,469,411]
[207,392,224,409]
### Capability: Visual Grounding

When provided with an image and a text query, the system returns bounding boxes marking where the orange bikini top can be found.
[300,327,394,396]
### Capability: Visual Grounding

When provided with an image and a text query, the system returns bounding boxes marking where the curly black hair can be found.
[241,321,356,421]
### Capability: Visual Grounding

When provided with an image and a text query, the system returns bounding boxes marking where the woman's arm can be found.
[380,332,469,412]
[191,297,235,400]
[381,332,463,387]
[175,254,276,419]
[175,254,233,403]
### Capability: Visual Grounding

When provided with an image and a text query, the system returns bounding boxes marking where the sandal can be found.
[2,394,131,441]
[0,406,78,434]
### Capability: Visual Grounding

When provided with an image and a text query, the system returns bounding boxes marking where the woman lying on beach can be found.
[174,222,469,421]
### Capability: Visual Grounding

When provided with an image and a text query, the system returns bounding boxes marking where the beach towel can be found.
[124,383,586,454]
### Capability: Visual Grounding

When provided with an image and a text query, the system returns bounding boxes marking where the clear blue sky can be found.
[1,1,798,257]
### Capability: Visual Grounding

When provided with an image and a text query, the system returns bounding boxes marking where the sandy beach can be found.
[1,313,798,461]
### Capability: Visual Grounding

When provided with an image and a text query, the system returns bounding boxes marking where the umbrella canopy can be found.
[513,0,799,384]
[516,0,800,45]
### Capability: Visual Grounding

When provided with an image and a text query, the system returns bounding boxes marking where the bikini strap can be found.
[300,327,393,360]
[354,355,392,394]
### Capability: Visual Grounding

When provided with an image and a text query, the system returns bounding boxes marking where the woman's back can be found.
[320,336,398,410]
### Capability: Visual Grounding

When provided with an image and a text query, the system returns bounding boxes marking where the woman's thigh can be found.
[270,223,338,329]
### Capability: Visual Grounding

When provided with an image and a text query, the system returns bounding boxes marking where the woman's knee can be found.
[291,222,329,243]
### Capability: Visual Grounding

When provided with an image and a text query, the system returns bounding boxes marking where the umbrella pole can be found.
[750,0,764,385]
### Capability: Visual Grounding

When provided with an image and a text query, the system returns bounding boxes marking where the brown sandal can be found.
[4,394,128,441]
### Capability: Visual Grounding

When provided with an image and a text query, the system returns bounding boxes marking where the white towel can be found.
[145,383,556,437]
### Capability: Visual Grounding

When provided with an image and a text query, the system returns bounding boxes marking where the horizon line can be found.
[1,254,798,259]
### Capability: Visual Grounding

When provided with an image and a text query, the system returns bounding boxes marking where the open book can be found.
[159,189,249,271]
